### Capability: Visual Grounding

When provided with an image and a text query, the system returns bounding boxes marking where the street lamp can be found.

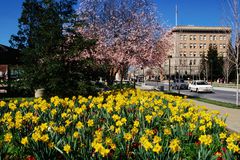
[168,55,172,91]
[141,67,145,84]
[189,61,192,80]
[210,59,213,85]
[133,68,136,89]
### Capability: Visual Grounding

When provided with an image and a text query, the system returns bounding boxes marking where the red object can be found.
[195,141,201,146]
[26,155,36,160]
[214,151,223,160]
[187,132,193,136]
[221,147,227,153]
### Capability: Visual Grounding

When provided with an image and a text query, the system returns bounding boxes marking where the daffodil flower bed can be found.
[0,89,239,159]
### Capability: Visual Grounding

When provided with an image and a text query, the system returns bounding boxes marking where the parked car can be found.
[189,80,213,93]
[171,79,189,90]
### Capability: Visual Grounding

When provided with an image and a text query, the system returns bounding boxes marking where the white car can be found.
[189,80,213,93]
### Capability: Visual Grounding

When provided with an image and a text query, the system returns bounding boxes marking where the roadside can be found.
[190,99,240,133]
[137,83,240,133]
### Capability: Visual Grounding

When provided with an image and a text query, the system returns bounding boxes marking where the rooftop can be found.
[0,44,20,65]
[172,25,231,33]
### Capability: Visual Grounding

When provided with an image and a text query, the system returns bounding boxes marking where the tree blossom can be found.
[77,0,172,83]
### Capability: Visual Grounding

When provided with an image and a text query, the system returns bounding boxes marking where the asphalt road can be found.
[144,81,238,104]
[175,89,237,104]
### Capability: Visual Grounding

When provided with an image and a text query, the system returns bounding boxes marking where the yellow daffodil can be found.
[153,143,162,154]
[73,131,79,138]
[199,135,212,146]
[219,132,227,139]
[124,132,132,141]
[4,133,12,143]
[145,115,152,123]
[0,101,6,107]
[41,134,49,142]
[133,120,140,127]
[164,128,172,135]
[21,137,28,145]
[153,136,162,144]
[63,144,71,154]
[87,119,94,127]
[76,121,84,129]
[169,138,181,153]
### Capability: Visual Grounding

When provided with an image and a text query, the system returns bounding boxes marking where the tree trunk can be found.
[106,67,118,85]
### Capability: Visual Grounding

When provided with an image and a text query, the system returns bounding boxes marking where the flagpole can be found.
[175,4,178,26]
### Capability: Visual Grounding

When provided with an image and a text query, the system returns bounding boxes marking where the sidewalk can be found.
[190,100,240,133]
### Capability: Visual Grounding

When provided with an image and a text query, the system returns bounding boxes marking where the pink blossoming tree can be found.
[78,0,172,84]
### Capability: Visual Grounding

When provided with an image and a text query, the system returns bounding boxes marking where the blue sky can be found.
[0,0,228,46]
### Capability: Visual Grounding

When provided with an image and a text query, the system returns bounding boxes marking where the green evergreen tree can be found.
[199,53,207,80]
[10,0,96,97]
[207,46,223,82]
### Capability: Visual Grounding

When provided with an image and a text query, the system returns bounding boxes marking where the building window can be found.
[199,35,203,40]
[179,59,182,65]
[190,52,193,57]
[184,52,186,57]
[210,35,213,41]
[220,44,223,49]
[180,35,183,40]
[203,43,207,49]
[190,35,193,40]
[183,43,187,48]
[193,52,196,57]
[180,43,183,48]
[199,43,203,48]
[203,35,206,40]
[193,59,196,65]
[223,36,226,40]
[223,44,226,48]
[213,35,217,40]
[190,43,193,49]
[184,59,187,65]
[193,43,196,48]
[220,35,223,40]
[193,35,196,40]
[184,35,187,40]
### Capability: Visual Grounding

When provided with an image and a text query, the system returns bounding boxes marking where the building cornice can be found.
[172,26,231,33]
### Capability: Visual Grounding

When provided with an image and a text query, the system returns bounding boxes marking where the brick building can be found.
[0,44,20,80]
[164,26,231,79]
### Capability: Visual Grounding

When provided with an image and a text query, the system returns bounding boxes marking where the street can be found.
[144,81,239,104]
[175,89,236,104]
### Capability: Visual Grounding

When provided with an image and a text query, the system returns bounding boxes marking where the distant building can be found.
[0,44,20,93]
[164,26,231,79]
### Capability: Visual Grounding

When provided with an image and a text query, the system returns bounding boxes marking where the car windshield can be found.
[197,81,208,85]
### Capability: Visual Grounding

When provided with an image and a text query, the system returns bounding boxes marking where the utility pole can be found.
[234,0,239,106]
[189,61,192,80]
[178,67,180,94]
[236,43,239,106]
[133,69,136,89]
[210,59,213,85]
[168,55,172,91]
